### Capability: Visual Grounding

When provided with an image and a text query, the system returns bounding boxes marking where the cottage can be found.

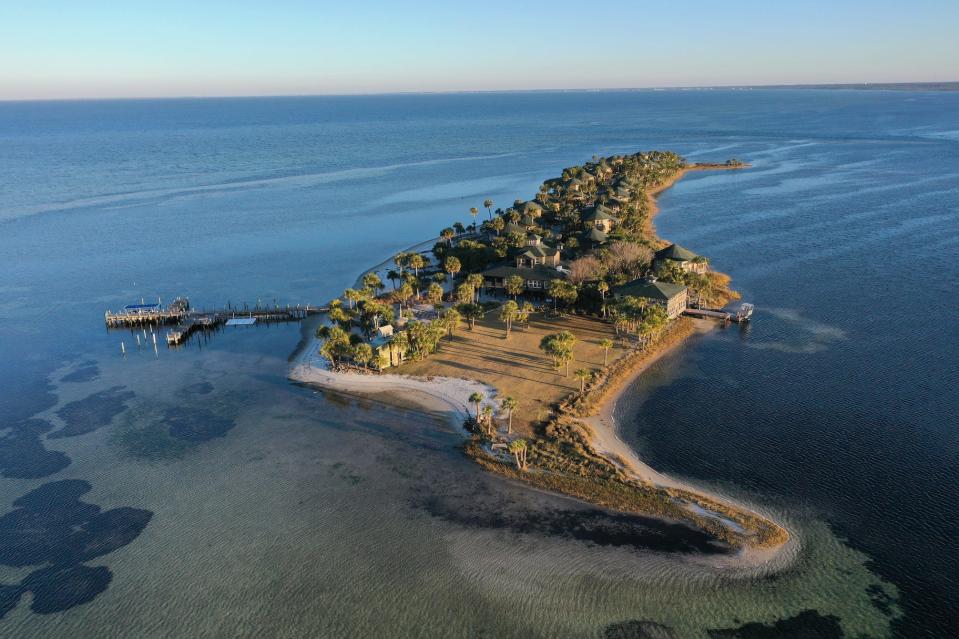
[654,243,708,274]
[612,278,688,319]
[582,205,618,232]
[515,243,560,268]
[481,264,567,294]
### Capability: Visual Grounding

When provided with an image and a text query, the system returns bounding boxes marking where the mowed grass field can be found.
[396,310,626,436]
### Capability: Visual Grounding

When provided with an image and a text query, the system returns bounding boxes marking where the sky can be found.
[1,0,957,100]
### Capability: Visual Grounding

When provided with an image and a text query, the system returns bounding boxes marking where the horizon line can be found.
[2,80,957,104]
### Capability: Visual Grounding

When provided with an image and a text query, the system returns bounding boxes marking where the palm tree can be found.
[393,252,408,274]
[519,301,534,330]
[440,307,461,340]
[481,405,494,436]
[470,207,479,227]
[599,338,613,366]
[343,288,362,309]
[441,227,455,246]
[362,272,384,294]
[444,256,461,292]
[540,331,576,376]
[353,343,373,370]
[458,303,482,330]
[407,253,426,277]
[389,332,409,367]
[508,439,528,471]
[500,396,518,434]
[427,282,444,306]
[574,368,592,393]
[466,273,484,303]
[468,392,484,422]
[385,270,400,290]
[505,275,525,301]
[499,300,519,338]
[484,199,493,220]
[597,281,609,317]
[395,283,414,310]
[548,279,578,314]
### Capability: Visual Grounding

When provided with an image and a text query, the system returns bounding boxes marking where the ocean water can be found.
[0,90,956,638]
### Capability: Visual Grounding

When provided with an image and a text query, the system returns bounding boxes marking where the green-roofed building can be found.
[584,227,608,245]
[654,243,709,274]
[612,278,689,319]
[582,205,619,232]
[481,264,567,294]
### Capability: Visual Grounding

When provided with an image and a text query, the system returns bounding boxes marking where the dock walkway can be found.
[105,298,327,347]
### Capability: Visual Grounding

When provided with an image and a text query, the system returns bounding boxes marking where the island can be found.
[292,150,789,558]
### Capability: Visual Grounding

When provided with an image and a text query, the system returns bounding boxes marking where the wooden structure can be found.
[105,297,325,347]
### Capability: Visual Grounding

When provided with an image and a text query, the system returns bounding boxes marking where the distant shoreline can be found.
[5,81,957,103]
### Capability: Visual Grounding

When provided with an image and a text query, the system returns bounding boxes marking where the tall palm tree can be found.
[484,199,493,220]
[574,368,592,393]
[508,439,528,470]
[407,253,426,277]
[499,300,519,338]
[468,392,484,422]
[466,273,484,303]
[599,338,613,366]
[500,396,518,434]
[470,207,479,227]
[444,256,461,293]
[481,405,494,436]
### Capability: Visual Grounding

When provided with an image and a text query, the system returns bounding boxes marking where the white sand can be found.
[290,335,498,434]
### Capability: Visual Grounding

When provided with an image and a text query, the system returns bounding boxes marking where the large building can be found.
[612,278,689,319]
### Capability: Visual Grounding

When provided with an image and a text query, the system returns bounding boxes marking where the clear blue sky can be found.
[1,0,957,100]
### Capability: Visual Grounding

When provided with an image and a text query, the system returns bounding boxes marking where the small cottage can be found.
[612,278,688,319]
[654,244,708,274]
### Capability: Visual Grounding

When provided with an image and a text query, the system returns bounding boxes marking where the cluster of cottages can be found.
[479,200,706,320]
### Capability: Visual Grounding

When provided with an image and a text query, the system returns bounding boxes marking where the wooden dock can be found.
[105,297,327,347]
[685,303,754,324]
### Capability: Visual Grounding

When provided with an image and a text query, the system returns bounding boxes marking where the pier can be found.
[685,303,754,324]
[104,297,326,347]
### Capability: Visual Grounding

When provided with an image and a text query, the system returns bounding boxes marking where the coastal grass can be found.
[395,311,627,437]
[462,318,789,549]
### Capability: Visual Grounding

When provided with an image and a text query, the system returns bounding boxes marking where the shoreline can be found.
[290,159,793,568]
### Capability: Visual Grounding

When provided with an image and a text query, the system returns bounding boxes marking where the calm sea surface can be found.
[0,91,956,638]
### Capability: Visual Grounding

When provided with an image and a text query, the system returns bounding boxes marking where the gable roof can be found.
[482,264,568,281]
[655,243,701,262]
[585,227,608,243]
[613,278,687,301]
[520,245,559,259]
[583,205,618,222]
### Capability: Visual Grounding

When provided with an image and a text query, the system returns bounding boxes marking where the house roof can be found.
[583,205,618,222]
[585,228,608,243]
[519,214,538,227]
[503,222,527,236]
[520,245,559,259]
[655,243,702,262]
[482,264,568,281]
[613,278,687,301]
